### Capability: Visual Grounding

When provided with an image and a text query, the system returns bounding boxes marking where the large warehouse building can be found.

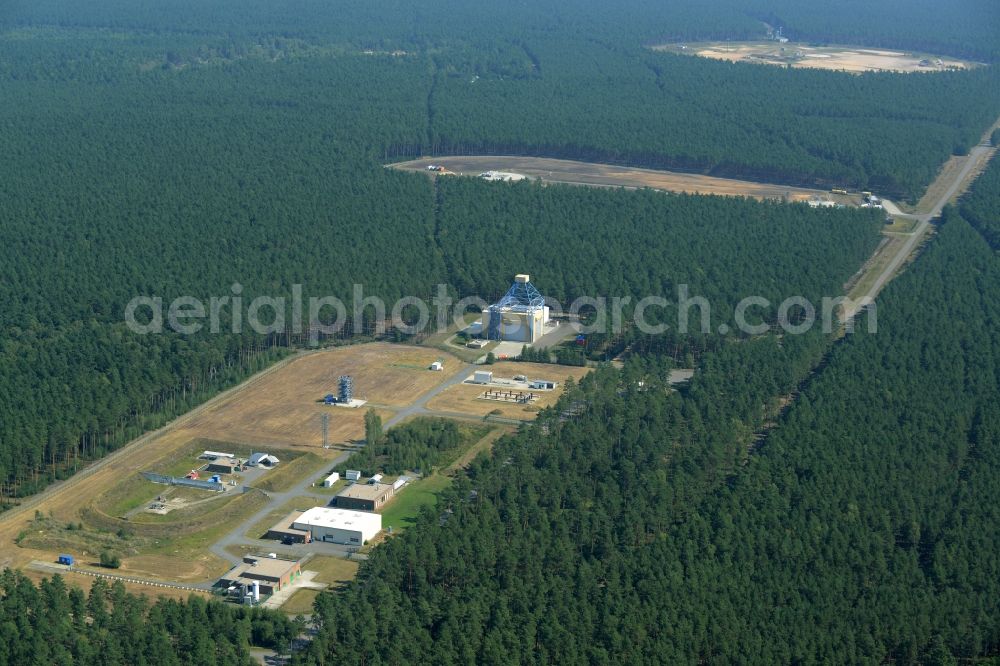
[482,274,550,343]
[292,506,382,545]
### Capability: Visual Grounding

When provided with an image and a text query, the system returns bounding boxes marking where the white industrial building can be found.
[479,171,527,182]
[473,370,494,384]
[292,507,382,545]
[322,471,340,487]
[481,274,550,343]
[247,452,280,467]
[345,470,361,481]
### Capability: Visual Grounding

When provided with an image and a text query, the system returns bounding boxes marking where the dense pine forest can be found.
[295,176,1000,664]
[1,0,999,662]
[0,572,298,665]
[3,0,995,500]
[960,156,1000,249]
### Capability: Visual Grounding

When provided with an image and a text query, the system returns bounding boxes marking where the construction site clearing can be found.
[652,41,979,74]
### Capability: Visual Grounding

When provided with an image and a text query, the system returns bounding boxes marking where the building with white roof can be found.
[292,507,382,545]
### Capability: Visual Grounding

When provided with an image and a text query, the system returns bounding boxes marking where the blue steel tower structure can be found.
[486,275,545,341]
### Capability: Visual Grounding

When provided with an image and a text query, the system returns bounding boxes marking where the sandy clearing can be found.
[655,41,978,73]
[390,156,831,202]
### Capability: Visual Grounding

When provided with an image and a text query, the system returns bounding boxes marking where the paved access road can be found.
[845,138,997,319]
[209,361,476,566]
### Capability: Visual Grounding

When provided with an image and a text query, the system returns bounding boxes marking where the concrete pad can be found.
[491,342,524,359]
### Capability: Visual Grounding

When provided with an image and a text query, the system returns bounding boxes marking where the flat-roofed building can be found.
[292,506,382,545]
[264,510,313,543]
[217,555,301,595]
[335,482,394,511]
[206,457,238,474]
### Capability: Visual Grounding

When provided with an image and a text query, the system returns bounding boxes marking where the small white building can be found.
[292,507,382,545]
[473,370,494,384]
[346,470,361,481]
[529,379,557,390]
[370,474,383,484]
[429,361,443,371]
[201,450,236,460]
[322,472,340,487]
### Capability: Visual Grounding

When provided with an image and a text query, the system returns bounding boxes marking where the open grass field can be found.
[390,156,832,202]
[250,453,326,493]
[281,588,320,615]
[846,235,903,301]
[302,555,359,586]
[380,473,453,532]
[426,362,591,420]
[183,343,458,450]
[653,41,978,73]
[883,218,919,234]
[17,489,269,583]
[378,427,509,531]
[309,478,348,495]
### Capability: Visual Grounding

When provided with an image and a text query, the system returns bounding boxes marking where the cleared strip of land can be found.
[651,41,978,74]
[390,156,833,201]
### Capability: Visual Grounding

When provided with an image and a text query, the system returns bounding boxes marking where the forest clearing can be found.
[653,41,979,73]
[0,343,462,580]
[391,155,841,201]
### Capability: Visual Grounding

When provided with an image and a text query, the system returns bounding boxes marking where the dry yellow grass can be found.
[908,145,997,214]
[183,344,457,449]
[392,156,828,202]
[115,553,229,582]
[21,568,210,602]
[447,428,511,471]
[426,362,591,419]
[250,454,327,493]
[0,343,459,580]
